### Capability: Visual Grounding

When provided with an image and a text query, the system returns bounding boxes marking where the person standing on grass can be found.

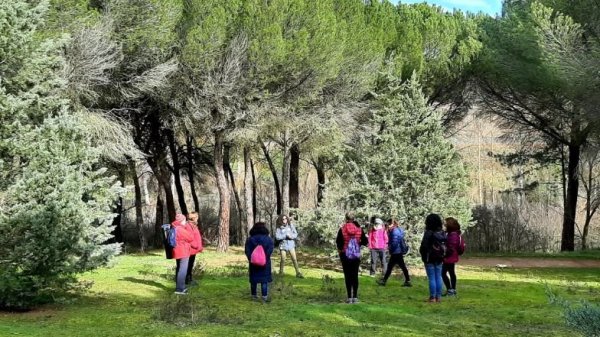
[275,214,304,278]
[336,212,368,304]
[186,212,203,286]
[419,213,446,303]
[368,218,388,277]
[172,214,194,295]
[442,217,465,297]
[245,222,274,303]
[377,218,411,287]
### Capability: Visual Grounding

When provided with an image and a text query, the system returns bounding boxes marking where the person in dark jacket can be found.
[419,213,446,303]
[245,222,274,302]
[442,217,463,296]
[336,212,368,304]
[377,218,411,287]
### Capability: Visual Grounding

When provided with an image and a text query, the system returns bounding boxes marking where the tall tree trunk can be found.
[167,129,188,215]
[226,153,244,245]
[289,142,300,209]
[214,131,230,252]
[110,166,126,243]
[561,143,581,251]
[129,160,147,252]
[281,129,291,216]
[260,140,282,215]
[242,147,254,242]
[251,157,257,223]
[186,134,200,212]
[154,189,165,248]
[315,157,327,206]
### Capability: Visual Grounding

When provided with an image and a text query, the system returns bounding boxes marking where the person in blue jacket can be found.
[245,222,274,302]
[377,218,411,287]
[275,214,304,278]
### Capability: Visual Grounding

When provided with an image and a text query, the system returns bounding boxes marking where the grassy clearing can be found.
[0,247,598,337]
[468,249,600,260]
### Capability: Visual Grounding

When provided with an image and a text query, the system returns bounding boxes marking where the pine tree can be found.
[0,1,121,309]
[341,72,471,240]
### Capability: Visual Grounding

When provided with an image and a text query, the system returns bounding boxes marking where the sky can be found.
[395,0,502,16]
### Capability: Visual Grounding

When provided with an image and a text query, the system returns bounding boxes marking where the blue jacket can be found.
[275,224,298,251]
[388,227,405,255]
[245,227,274,283]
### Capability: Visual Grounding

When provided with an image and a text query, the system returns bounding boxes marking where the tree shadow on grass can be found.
[120,277,170,290]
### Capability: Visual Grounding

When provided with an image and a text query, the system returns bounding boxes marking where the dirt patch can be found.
[462,257,600,268]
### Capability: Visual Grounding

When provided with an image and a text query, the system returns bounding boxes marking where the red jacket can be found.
[444,231,463,264]
[172,221,193,260]
[189,223,203,255]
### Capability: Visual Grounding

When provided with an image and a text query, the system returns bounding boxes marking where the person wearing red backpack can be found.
[244,222,274,303]
[172,214,194,295]
[336,212,368,304]
[442,217,465,297]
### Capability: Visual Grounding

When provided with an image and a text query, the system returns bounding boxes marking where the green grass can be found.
[0,248,598,337]
[468,249,600,260]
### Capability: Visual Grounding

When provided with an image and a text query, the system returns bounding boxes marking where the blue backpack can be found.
[162,224,177,249]
[400,236,410,256]
[345,237,361,259]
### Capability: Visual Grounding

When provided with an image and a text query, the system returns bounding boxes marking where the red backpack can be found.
[250,245,266,267]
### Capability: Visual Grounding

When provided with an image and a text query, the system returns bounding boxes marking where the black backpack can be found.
[428,231,447,262]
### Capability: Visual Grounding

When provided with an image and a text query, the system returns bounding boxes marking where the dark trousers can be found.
[340,254,361,298]
[442,263,456,290]
[186,254,196,283]
[251,282,268,297]
[382,254,410,283]
[174,258,189,292]
[370,249,387,275]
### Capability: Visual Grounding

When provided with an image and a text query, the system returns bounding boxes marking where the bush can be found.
[547,286,600,337]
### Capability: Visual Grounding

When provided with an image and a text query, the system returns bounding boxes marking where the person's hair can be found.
[276,214,289,227]
[387,218,399,227]
[425,213,443,231]
[187,212,199,224]
[445,217,461,232]
[250,221,269,236]
[345,211,355,222]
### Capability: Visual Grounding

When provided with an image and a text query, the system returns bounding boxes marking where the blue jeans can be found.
[424,263,443,298]
[175,257,189,292]
[251,282,268,297]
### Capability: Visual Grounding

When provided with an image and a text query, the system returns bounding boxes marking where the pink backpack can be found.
[250,245,266,267]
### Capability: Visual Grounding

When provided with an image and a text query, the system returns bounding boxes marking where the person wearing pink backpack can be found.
[442,217,465,297]
[244,222,274,303]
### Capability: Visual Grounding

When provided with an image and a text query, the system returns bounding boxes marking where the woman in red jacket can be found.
[442,217,464,297]
[186,212,203,286]
[172,214,193,295]
[336,212,368,304]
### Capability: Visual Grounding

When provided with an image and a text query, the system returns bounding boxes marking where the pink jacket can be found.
[171,215,193,260]
[189,223,203,255]
[368,226,388,250]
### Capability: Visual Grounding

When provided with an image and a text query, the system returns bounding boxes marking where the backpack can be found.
[161,224,176,259]
[400,236,410,256]
[457,234,466,256]
[429,231,447,262]
[345,237,361,259]
[250,245,266,267]
[166,225,177,249]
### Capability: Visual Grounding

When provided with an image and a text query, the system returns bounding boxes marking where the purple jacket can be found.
[444,231,462,264]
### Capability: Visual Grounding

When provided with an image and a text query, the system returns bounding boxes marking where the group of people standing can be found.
[168,213,203,295]
[168,210,464,304]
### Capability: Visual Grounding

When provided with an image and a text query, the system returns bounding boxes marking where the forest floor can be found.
[1,248,599,337]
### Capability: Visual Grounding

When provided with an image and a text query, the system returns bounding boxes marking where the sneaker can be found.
[174,290,188,295]
[251,295,259,301]
[402,281,412,287]
[448,289,457,296]
[261,296,271,303]
[352,298,359,304]
[296,273,304,279]
[376,279,386,286]
[346,298,353,304]
[427,297,436,303]
[435,297,441,303]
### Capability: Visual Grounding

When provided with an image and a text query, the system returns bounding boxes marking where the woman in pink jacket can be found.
[442,217,465,297]
[368,218,388,276]
[172,214,193,295]
[186,212,203,286]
